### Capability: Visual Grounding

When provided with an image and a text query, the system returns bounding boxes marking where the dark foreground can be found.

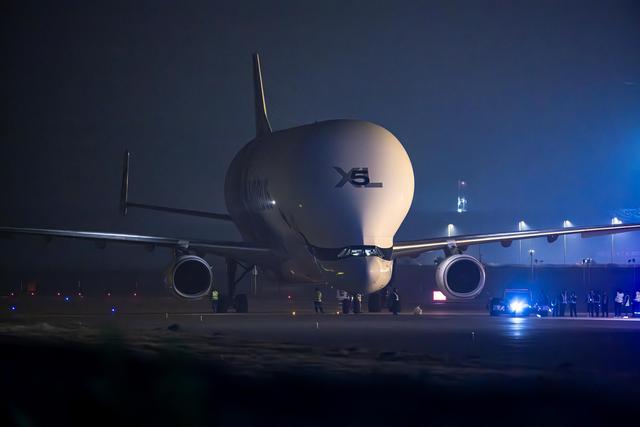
[1,309,640,426]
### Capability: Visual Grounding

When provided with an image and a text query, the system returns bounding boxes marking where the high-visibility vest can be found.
[314,291,322,302]
[211,290,219,301]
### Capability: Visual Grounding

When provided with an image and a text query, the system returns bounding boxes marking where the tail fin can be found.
[120,149,130,216]
[252,53,272,137]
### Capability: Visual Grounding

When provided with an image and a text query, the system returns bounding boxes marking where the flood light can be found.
[433,291,447,301]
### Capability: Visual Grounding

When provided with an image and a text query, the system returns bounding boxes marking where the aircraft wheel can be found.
[234,294,249,313]
[341,298,351,314]
[218,295,231,313]
[368,293,381,312]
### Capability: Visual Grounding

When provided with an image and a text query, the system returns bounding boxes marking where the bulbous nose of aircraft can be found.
[270,120,414,250]
[318,257,393,294]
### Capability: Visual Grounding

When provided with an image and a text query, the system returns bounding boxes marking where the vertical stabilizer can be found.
[252,53,272,137]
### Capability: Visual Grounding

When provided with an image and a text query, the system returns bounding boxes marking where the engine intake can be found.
[166,255,213,300]
[435,254,485,299]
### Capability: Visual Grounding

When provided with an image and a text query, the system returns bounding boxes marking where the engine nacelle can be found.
[435,254,485,299]
[166,255,213,300]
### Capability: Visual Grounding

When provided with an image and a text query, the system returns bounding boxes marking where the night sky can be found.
[1,0,639,271]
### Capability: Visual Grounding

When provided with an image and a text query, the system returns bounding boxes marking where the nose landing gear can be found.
[367,292,382,312]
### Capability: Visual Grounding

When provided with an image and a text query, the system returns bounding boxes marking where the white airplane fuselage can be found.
[224,119,414,294]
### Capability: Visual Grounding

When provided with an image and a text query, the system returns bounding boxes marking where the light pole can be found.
[611,217,622,263]
[582,258,593,286]
[628,258,637,288]
[529,249,535,281]
[518,220,526,264]
[562,220,572,264]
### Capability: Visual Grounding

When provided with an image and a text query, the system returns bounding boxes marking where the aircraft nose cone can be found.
[318,257,393,294]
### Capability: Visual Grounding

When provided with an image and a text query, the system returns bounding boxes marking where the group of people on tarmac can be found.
[207,286,404,314]
[612,289,640,317]
[314,287,401,315]
[545,288,640,318]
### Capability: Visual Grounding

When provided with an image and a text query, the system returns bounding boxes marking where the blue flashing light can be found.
[9,305,16,311]
[509,300,527,314]
[64,296,70,302]
[111,307,117,313]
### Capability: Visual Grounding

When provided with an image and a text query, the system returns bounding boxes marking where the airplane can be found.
[2,53,640,312]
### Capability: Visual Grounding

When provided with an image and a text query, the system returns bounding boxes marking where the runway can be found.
[2,308,640,426]
[2,309,639,381]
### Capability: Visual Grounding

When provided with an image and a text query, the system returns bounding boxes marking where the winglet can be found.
[252,53,272,137]
[120,149,130,216]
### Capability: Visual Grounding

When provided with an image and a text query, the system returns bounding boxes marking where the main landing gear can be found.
[220,258,251,313]
[367,286,390,313]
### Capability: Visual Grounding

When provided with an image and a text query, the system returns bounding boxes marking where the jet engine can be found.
[166,255,213,300]
[435,254,485,299]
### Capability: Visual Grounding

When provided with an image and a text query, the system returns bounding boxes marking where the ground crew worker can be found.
[587,290,594,317]
[390,288,400,315]
[560,290,568,317]
[313,287,324,314]
[614,290,624,317]
[601,291,609,317]
[594,290,601,317]
[569,291,577,317]
[633,291,640,317]
[210,288,219,313]
[623,293,631,317]
[353,293,362,314]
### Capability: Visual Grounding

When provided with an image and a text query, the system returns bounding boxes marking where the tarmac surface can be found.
[2,300,640,426]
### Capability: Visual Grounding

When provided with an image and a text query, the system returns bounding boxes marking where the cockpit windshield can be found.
[312,245,392,261]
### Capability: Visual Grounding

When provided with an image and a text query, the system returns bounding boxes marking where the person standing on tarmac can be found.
[353,294,362,314]
[560,290,568,317]
[313,287,324,314]
[569,291,578,317]
[594,290,601,317]
[586,290,594,317]
[210,288,219,313]
[623,292,632,317]
[390,288,400,315]
[614,289,624,317]
[633,291,640,317]
[601,291,609,317]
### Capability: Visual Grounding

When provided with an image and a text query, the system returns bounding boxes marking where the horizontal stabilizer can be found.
[120,149,232,221]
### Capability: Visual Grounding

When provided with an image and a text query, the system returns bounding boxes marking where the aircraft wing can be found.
[392,223,640,258]
[0,226,277,266]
